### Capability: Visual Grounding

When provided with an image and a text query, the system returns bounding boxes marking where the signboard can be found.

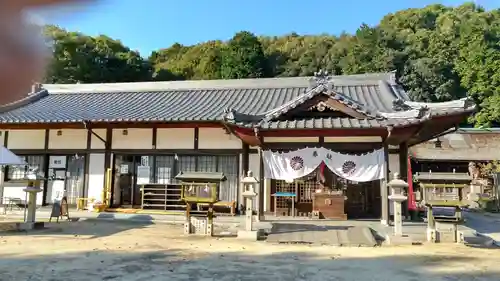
[50,179,65,203]
[120,164,129,174]
[49,156,66,169]
[137,166,150,184]
[140,156,149,167]
[49,197,70,222]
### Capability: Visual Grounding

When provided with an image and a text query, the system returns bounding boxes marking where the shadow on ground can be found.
[0,248,498,281]
[0,218,155,239]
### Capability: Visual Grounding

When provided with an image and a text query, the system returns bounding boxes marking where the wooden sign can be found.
[49,197,70,222]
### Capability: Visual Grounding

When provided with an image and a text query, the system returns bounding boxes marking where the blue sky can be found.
[34,0,499,56]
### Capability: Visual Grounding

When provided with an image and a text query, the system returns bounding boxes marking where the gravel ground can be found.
[0,220,498,281]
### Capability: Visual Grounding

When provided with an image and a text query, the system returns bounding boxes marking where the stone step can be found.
[265,223,378,247]
[463,233,497,248]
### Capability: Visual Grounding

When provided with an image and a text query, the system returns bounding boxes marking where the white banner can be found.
[263,147,385,182]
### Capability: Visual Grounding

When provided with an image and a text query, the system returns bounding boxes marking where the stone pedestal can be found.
[237,195,261,241]
[391,199,404,236]
[237,171,261,241]
[434,221,460,243]
[23,186,42,223]
[387,173,408,241]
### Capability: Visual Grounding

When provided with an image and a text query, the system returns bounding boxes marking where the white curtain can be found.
[263,147,385,182]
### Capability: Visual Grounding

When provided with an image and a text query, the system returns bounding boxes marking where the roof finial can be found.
[308,69,333,89]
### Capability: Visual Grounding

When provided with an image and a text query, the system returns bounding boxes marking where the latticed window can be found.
[6,155,45,180]
[153,154,238,202]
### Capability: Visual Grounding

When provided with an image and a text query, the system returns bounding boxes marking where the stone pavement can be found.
[1,206,496,246]
[464,211,500,246]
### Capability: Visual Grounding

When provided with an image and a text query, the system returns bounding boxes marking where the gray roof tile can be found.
[0,72,474,129]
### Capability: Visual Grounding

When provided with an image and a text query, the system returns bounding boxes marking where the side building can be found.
[0,72,474,221]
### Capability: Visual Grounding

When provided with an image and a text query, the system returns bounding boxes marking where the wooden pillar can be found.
[82,129,91,198]
[42,129,50,206]
[258,146,265,220]
[242,143,249,175]
[380,143,389,225]
[152,127,157,181]
[399,142,409,218]
[1,131,8,200]
[104,128,112,207]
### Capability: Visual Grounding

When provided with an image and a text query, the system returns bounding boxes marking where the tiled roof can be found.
[411,130,500,161]
[0,72,475,130]
[259,117,419,130]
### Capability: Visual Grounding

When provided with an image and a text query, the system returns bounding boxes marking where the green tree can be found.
[220,31,268,79]
[43,3,500,127]
[44,25,152,83]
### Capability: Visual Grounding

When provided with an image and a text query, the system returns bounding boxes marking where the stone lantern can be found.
[387,172,408,236]
[237,171,262,240]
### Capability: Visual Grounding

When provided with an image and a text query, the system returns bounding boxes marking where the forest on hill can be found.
[43,2,500,126]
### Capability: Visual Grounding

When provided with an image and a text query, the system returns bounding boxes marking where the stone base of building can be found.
[15,222,46,231]
[384,234,414,246]
[237,229,263,241]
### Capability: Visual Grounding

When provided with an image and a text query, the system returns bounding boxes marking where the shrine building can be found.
[0,71,475,223]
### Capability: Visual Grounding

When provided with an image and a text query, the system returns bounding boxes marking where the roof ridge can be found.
[42,72,397,94]
[0,89,48,113]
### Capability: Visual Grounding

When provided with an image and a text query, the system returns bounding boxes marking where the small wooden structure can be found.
[414,172,470,243]
[176,171,226,236]
[312,191,347,220]
[413,172,471,209]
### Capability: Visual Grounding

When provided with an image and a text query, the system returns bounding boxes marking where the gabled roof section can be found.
[223,70,404,126]
[258,75,380,122]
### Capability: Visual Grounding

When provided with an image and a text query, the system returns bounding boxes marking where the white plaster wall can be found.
[156,128,194,149]
[2,182,44,205]
[112,129,153,149]
[87,153,105,201]
[90,129,106,149]
[264,137,319,143]
[198,128,242,149]
[48,129,87,149]
[7,130,45,149]
[0,131,5,145]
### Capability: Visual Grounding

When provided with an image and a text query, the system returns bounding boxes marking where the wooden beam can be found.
[152,127,157,149]
[104,128,112,207]
[260,128,388,137]
[242,143,249,176]
[194,127,199,150]
[263,142,382,152]
[2,131,8,183]
[42,129,50,206]
[399,142,409,218]
[83,129,91,199]
[381,142,389,225]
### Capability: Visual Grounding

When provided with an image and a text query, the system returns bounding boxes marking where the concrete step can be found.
[463,233,497,248]
[265,223,378,247]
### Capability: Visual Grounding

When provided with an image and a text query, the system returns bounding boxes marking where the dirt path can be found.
[0,220,498,281]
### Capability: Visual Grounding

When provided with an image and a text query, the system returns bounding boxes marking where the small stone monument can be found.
[18,179,45,230]
[237,171,263,240]
[386,173,412,245]
[23,180,42,223]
